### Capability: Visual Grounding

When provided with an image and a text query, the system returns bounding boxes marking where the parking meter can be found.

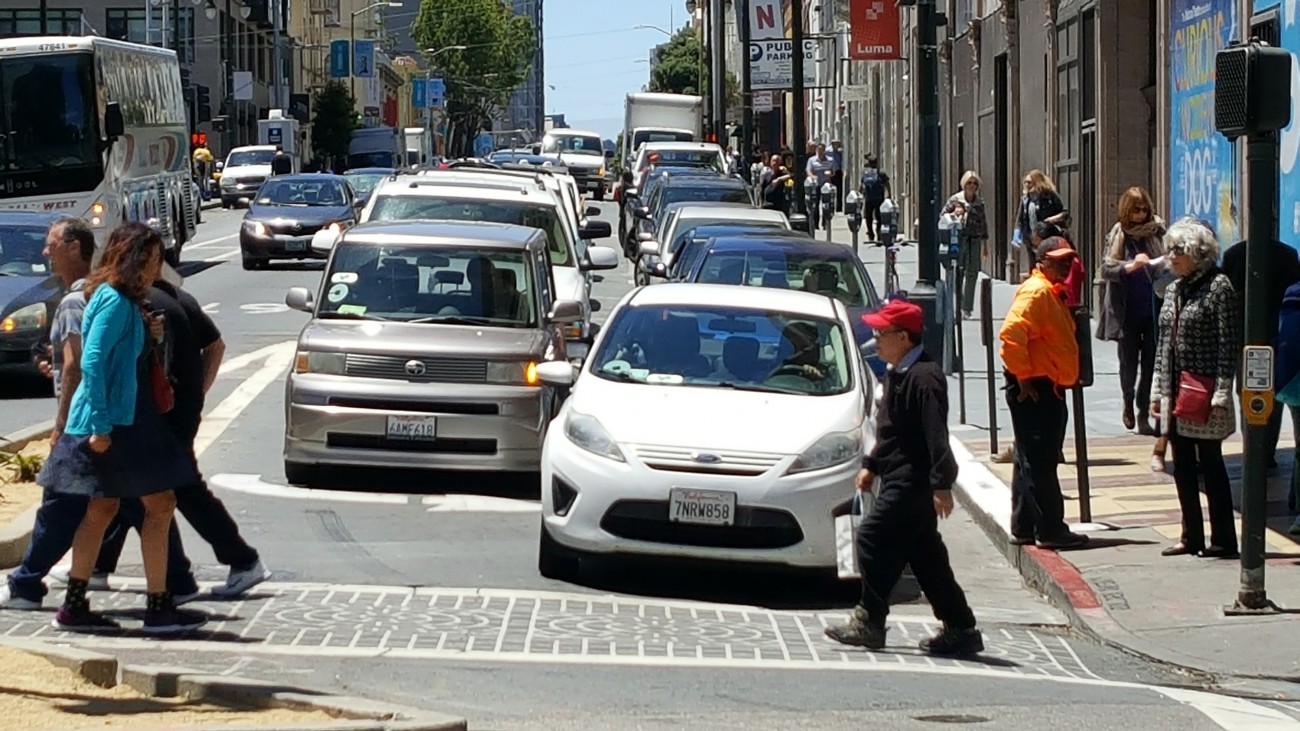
[939,212,964,262]
[845,190,863,233]
[879,198,898,246]
[819,181,836,234]
[804,175,819,229]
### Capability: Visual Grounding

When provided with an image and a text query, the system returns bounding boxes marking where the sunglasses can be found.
[875,327,907,338]
[1168,243,1189,255]
[1133,205,1150,213]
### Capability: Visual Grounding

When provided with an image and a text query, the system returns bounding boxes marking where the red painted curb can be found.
[1024,546,1102,610]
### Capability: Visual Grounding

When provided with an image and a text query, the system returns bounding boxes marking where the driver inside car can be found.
[772,321,827,381]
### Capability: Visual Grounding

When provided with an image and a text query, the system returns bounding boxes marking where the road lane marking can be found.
[210,474,413,504]
[423,495,540,513]
[194,341,295,458]
[205,248,240,263]
[187,233,238,250]
[217,340,297,375]
[1155,687,1300,731]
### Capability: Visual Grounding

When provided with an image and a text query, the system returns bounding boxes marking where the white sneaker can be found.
[210,561,270,598]
[0,584,41,610]
[48,566,111,591]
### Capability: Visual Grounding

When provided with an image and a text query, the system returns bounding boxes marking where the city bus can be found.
[0,36,197,265]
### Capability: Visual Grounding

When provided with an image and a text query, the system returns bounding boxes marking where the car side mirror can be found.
[537,360,576,386]
[104,102,125,139]
[311,229,341,253]
[578,219,612,240]
[548,299,584,324]
[633,206,651,220]
[788,213,811,234]
[624,187,639,198]
[636,232,654,243]
[638,241,660,258]
[582,246,619,271]
[585,204,601,217]
[604,149,615,160]
[353,198,364,211]
[286,286,315,313]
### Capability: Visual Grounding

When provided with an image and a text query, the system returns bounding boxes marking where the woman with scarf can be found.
[1098,187,1167,436]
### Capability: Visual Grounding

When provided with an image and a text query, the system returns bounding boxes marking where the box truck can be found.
[348,127,403,169]
[621,92,704,167]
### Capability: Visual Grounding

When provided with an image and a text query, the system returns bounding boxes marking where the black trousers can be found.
[1006,376,1071,541]
[863,200,884,240]
[856,486,976,630]
[1118,318,1157,412]
[1168,432,1238,552]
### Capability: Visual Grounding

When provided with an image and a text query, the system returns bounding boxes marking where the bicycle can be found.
[866,238,916,297]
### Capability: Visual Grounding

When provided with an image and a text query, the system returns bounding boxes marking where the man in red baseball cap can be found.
[825,298,983,656]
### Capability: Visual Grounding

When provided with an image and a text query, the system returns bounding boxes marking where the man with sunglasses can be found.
[825,299,983,656]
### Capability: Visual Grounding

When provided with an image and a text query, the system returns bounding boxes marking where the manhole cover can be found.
[913,715,992,724]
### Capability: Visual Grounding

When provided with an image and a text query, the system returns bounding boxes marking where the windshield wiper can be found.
[318,311,388,321]
[715,381,809,396]
[405,314,498,325]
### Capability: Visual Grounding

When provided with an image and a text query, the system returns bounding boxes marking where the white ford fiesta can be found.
[535,283,877,580]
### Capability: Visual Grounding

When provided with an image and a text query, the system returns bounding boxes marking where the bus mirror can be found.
[104,102,125,139]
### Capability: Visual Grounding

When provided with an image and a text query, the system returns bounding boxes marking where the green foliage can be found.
[649,27,705,96]
[412,0,537,155]
[311,81,359,166]
[1,450,44,483]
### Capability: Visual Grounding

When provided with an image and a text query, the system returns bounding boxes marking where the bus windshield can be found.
[0,53,100,183]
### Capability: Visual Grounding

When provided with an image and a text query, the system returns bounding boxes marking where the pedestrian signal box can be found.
[1242,345,1275,426]
[190,132,207,149]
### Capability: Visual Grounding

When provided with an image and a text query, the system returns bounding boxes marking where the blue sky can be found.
[542,0,686,140]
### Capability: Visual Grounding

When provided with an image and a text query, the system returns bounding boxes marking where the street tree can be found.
[311,81,358,170]
[412,0,536,156]
[648,27,740,110]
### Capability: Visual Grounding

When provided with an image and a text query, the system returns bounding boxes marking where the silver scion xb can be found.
[282,220,583,486]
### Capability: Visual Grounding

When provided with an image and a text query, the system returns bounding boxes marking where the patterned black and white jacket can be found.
[1153,268,1240,441]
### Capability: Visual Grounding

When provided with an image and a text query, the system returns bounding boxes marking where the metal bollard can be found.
[980,278,998,456]
[1071,305,1095,523]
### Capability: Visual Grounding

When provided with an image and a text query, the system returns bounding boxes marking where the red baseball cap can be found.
[862,299,924,334]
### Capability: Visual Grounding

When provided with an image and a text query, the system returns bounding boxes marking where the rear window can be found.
[665,186,751,206]
[368,195,572,267]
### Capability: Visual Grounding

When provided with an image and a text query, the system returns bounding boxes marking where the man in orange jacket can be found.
[999,238,1089,549]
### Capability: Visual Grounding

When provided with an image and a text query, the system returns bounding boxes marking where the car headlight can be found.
[0,302,46,333]
[565,411,624,462]
[787,429,863,475]
[598,167,605,178]
[293,350,345,375]
[244,220,268,237]
[486,360,540,386]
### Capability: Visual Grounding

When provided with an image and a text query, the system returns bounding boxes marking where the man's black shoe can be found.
[1037,532,1089,550]
[919,626,984,656]
[824,608,887,649]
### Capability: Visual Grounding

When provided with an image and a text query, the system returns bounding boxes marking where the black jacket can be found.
[863,350,958,492]
[271,153,293,175]
[1221,239,1300,343]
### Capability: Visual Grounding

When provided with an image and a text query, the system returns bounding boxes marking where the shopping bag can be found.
[835,491,868,580]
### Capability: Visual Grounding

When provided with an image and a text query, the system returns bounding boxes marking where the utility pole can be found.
[790,0,806,213]
[39,0,47,34]
[907,0,944,356]
[271,0,284,109]
[737,0,753,168]
[225,0,235,151]
[709,0,727,145]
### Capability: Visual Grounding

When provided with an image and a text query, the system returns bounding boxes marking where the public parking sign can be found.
[428,78,445,108]
[353,40,375,78]
[329,40,349,78]
[749,38,834,90]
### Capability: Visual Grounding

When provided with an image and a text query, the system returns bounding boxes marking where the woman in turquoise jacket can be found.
[38,223,204,633]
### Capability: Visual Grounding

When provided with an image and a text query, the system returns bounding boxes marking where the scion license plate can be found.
[669,488,736,526]
[284,237,309,252]
[386,415,437,441]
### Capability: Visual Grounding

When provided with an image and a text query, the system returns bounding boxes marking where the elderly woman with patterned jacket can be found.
[1151,218,1240,559]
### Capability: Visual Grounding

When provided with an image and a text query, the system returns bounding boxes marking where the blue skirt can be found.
[38,370,197,499]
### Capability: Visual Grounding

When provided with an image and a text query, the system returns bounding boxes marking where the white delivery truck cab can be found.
[403,127,432,168]
[621,92,704,167]
[348,127,403,169]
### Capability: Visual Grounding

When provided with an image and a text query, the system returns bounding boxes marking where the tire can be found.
[241,253,263,271]
[633,259,647,287]
[538,524,581,581]
[284,460,315,486]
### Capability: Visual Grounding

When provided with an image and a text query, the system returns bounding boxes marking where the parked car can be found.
[282,221,585,486]
[342,167,396,207]
[536,283,876,580]
[627,173,752,252]
[0,211,68,377]
[635,204,789,284]
[648,223,808,283]
[239,174,361,270]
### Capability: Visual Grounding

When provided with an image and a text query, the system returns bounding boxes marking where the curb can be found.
[0,421,52,569]
[0,637,467,731]
[948,436,1300,699]
[200,199,222,211]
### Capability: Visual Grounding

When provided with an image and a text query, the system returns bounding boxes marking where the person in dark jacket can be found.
[1221,238,1300,468]
[271,146,293,176]
[1274,281,1300,535]
[825,299,983,656]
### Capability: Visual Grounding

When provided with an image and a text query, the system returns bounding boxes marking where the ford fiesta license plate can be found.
[669,488,736,526]
[386,415,437,441]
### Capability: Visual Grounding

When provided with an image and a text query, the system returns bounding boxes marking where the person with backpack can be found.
[859,154,891,241]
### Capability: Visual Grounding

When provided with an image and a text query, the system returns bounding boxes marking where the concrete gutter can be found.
[1,637,467,731]
[0,420,52,568]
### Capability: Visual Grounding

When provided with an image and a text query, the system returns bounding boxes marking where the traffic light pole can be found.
[709,0,727,145]
[912,0,944,357]
[790,0,806,214]
[737,0,754,170]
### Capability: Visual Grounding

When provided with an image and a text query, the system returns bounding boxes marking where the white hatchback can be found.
[536,283,876,580]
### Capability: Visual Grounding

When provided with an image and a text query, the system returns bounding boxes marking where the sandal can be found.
[1150,453,1166,472]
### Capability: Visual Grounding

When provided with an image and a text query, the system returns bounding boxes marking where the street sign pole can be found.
[791,7,806,214]
[905,0,944,358]
[737,0,753,170]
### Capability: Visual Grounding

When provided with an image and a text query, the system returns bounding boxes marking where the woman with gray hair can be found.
[940,171,989,318]
[1151,217,1240,559]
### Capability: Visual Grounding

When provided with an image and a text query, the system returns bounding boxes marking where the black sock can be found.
[63,578,89,609]
[146,591,173,611]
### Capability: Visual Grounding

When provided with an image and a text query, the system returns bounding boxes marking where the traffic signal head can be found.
[190,132,207,147]
[196,85,212,123]
[1215,40,1292,139]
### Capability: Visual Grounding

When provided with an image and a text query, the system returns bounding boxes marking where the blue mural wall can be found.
[1255,0,1300,248]
[1169,0,1241,243]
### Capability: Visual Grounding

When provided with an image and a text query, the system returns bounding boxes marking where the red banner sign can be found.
[849,0,903,61]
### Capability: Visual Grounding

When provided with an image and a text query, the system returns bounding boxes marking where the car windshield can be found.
[665,186,750,206]
[256,179,348,206]
[227,149,275,167]
[0,224,50,277]
[543,135,603,156]
[344,173,387,196]
[592,305,851,395]
[368,196,573,267]
[318,243,536,325]
[694,250,872,306]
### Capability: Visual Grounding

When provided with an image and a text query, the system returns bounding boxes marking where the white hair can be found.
[1164,217,1220,270]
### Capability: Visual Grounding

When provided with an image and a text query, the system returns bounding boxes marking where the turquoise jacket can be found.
[65,284,144,437]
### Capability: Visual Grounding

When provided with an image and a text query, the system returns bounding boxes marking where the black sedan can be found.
[239,175,361,270]
[0,211,67,376]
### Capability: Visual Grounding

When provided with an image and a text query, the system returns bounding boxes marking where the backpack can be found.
[1275,282,1300,400]
[861,169,885,202]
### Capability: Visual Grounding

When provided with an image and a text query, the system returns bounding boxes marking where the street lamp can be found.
[351,1,403,103]
[634,24,673,37]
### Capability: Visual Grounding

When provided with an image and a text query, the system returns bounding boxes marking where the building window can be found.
[107,7,193,63]
[0,9,82,37]
[106,8,148,43]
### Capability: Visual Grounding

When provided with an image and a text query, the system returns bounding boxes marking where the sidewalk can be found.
[828,218,1300,689]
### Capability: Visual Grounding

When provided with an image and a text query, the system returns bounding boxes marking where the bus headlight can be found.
[89,200,107,228]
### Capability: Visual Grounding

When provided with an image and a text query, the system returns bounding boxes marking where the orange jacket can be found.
[999,269,1080,387]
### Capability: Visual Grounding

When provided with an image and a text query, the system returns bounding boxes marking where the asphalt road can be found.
[4,203,1299,730]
